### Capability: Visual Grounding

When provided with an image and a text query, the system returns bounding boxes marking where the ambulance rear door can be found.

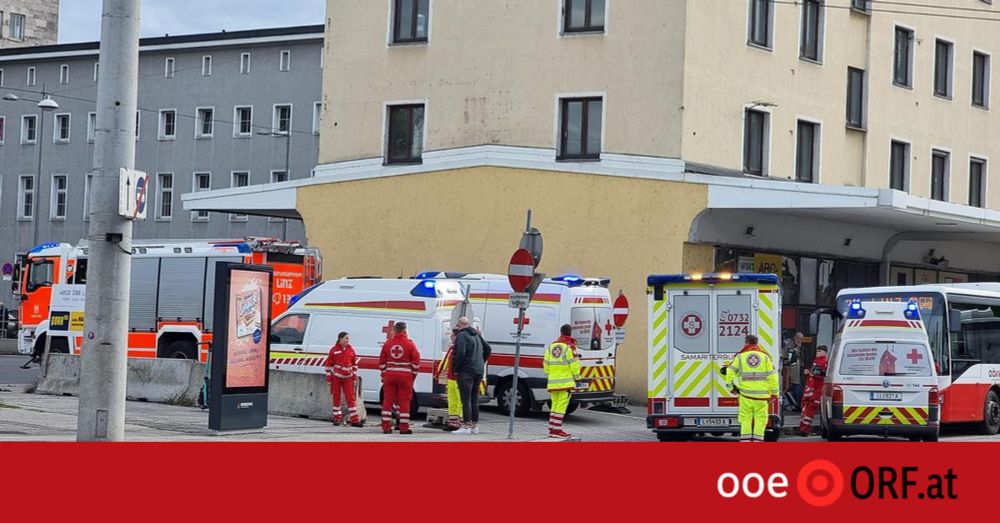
[712,290,756,418]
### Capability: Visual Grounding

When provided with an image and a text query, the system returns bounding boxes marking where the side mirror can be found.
[949,309,963,333]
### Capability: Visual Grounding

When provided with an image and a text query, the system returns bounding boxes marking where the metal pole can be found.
[507,308,525,439]
[282,132,290,240]
[77,0,141,442]
[33,89,45,247]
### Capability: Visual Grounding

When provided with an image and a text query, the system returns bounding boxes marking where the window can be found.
[934,39,953,98]
[279,50,291,72]
[973,51,991,109]
[846,67,866,128]
[558,97,602,161]
[26,66,35,86]
[799,0,823,62]
[135,111,141,141]
[192,172,211,222]
[240,53,251,74]
[93,63,99,83]
[931,150,950,201]
[312,101,322,135]
[386,103,425,164]
[156,173,173,220]
[269,171,288,222]
[196,107,214,138]
[159,109,176,139]
[234,106,253,137]
[59,64,69,84]
[970,158,987,208]
[21,115,37,144]
[230,172,249,221]
[202,55,212,76]
[392,0,430,43]
[50,175,67,220]
[795,120,820,183]
[87,112,97,143]
[271,314,309,345]
[851,0,870,13]
[748,0,772,48]
[0,68,4,87]
[0,116,5,145]
[273,104,292,134]
[563,0,606,33]
[894,26,914,87]
[54,113,70,143]
[18,175,34,220]
[890,140,910,192]
[164,57,175,79]
[83,174,93,221]
[10,13,25,41]
[743,108,769,176]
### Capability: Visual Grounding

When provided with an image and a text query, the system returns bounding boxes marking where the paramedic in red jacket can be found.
[799,346,829,437]
[379,322,421,434]
[323,332,363,427]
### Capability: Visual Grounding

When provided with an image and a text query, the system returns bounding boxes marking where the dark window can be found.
[851,0,870,13]
[934,39,953,98]
[564,0,605,33]
[743,109,768,176]
[392,0,429,43]
[970,158,986,208]
[387,104,425,164]
[894,27,913,87]
[800,0,822,61]
[795,120,819,183]
[973,52,990,108]
[559,97,603,160]
[846,67,865,127]
[890,140,909,191]
[748,0,771,48]
[931,150,949,201]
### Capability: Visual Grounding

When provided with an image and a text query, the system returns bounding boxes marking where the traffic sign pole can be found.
[507,306,526,440]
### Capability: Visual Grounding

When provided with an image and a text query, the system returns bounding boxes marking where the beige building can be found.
[188,0,1000,403]
[0,1,58,48]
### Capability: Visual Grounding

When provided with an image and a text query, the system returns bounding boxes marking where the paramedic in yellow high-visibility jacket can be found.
[723,334,779,442]
[543,324,582,439]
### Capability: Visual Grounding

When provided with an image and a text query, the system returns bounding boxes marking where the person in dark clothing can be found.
[452,316,490,434]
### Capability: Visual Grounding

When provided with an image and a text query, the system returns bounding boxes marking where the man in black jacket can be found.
[452,317,490,434]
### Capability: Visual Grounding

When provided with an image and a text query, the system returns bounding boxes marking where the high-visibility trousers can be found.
[549,390,571,433]
[738,395,769,442]
[447,379,463,427]
[381,374,414,432]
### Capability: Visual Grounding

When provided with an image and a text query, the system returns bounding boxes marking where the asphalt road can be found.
[0,355,38,385]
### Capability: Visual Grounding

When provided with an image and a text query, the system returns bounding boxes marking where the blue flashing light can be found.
[29,242,60,254]
[410,279,438,298]
[847,301,866,319]
[646,273,780,286]
[415,271,441,280]
[552,274,584,287]
[904,301,921,320]
[213,242,252,254]
[288,282,322,308]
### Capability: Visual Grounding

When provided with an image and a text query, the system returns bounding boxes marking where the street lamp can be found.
[2,89,60,248]
[257,130,291,240]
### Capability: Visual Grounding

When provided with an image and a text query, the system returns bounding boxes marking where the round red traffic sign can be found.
[507,248,535,292]
[613,293,629,328]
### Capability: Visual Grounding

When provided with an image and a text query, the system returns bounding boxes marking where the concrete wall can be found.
[0,1,58,48]
[297,165,709,401]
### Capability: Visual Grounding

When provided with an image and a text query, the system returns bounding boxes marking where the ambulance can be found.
[817,301,940,441]
[13,237,322,361]
[645,273,783,442]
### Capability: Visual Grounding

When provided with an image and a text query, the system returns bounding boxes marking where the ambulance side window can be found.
[271,314,309,345]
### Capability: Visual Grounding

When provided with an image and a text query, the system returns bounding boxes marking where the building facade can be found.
[188,1,1000,401]
[0,25,324,306]
[0,1,58,48]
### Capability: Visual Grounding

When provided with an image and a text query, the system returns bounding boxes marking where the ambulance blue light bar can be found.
[646,273,780,285]
[904,301,921,320]
[29,242,60,254]
[552,274,583,287]
[846,301,866,319]
[288,282,322,307]
[410,279,438,298]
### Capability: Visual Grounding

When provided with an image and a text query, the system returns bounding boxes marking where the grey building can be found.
[0,25,323,301]
[0,1,58,48]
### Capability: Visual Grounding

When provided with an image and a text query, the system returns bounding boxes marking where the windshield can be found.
[838,342,933,377]
[27,260,54,290]
[838,292,945,375]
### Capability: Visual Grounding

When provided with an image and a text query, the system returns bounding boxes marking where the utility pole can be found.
[77,0,141,441]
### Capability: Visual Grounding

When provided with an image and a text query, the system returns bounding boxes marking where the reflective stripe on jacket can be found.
[323,344,358,379]
[543,336,581,391]
[379,333,421,378]
[723,346,778,400]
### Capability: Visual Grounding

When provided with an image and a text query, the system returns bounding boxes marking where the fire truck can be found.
[13,238,321,362]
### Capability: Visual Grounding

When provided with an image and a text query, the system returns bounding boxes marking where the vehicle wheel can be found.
[764,429,780,442]
[656,432,690,442]
[908,435,923,442]
[495,380,532,417]
[48,337,69,354]
[924,431,939,442]
[978,390,1000,436]
[164,340,197,360]
[565,401,579,415]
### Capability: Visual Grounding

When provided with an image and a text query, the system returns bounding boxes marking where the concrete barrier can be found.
[34,354,81,396]
[125,357,204,404]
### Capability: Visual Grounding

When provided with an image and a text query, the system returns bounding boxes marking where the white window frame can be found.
[191,172,212,222]
[888,137,912,193]
[272,103,293,134]
[87,112,97,143]
[892,23,917,89]
[0,116,5,145]
[93,63,99,83]
[972,48,992,110]
[26,66,35,86]
[279,50,291,72]
[10,13,25,41]
[382,99,429,164]
[49,174,68,221]
[164,57,176,79]
[240,52,251,74]
[158,109,177,140]
[155,173,174,221]
[312,101,322,135]
[558,0,610,37]
[798,0,825,64]
[969,154,989,208]
[195,106,214,139]
[746,0,774,51]
[83,173,93,221]
[553,92,606,161]
[59,64,69,84]
[135,110,141,142]
[268,170,289,222]
[233,105,253,137]
[53,113,71,144]
[740,103,772,177]
[932,36,955,100]
[386,0,435,46]
[229,171,250,221]
[793,116,823,184]
[0,68,4,87]
[930,146,952,202]
[20,114,37,145]
[17,174,35,221]
[202,55,212,76]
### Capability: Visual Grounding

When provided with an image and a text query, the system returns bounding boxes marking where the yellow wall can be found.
[298,166,708,401]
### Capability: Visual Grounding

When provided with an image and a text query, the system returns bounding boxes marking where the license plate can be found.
[694,417,733,427]
[871,392,902,401]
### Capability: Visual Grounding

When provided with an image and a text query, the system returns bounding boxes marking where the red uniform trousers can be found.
[799,378,823,433]
[381,374,414,432]
[330,376,360,424]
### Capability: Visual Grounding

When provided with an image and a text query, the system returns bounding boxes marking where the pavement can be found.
[0,339,19,356]
[0,355,36,384]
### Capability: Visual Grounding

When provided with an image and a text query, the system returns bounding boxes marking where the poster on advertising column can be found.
[226,269,269,388]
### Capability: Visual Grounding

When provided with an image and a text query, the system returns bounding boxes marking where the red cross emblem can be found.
[381,320,396,341]
[389,345,404,359]
[681,314,703,337]
[747,354,761,367]
[604,320,613,335]
[906,348,924,365]
[551,346,563,358]
[513,316,530,326]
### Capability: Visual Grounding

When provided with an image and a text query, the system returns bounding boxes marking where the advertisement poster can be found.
[226,269,270,388]
[840,343,932,377]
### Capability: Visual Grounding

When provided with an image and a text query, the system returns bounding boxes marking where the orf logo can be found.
[389,345,404,359]
[797,460,845,507]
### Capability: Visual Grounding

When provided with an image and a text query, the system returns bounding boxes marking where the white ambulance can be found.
[419,272,628,416]
[645,273,783,442]
[818,301,940,442]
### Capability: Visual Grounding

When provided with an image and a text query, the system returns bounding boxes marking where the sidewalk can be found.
[0,339,18,356]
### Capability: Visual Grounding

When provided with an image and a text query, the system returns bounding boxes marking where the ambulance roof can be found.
[27,238,312,258]
[646,273,779,285]
[416,272,610,289]
[288,278,465,317]
[839,301,929,343]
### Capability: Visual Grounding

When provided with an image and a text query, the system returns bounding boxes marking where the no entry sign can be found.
[613,293,630,328]
[507,248,534,293]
